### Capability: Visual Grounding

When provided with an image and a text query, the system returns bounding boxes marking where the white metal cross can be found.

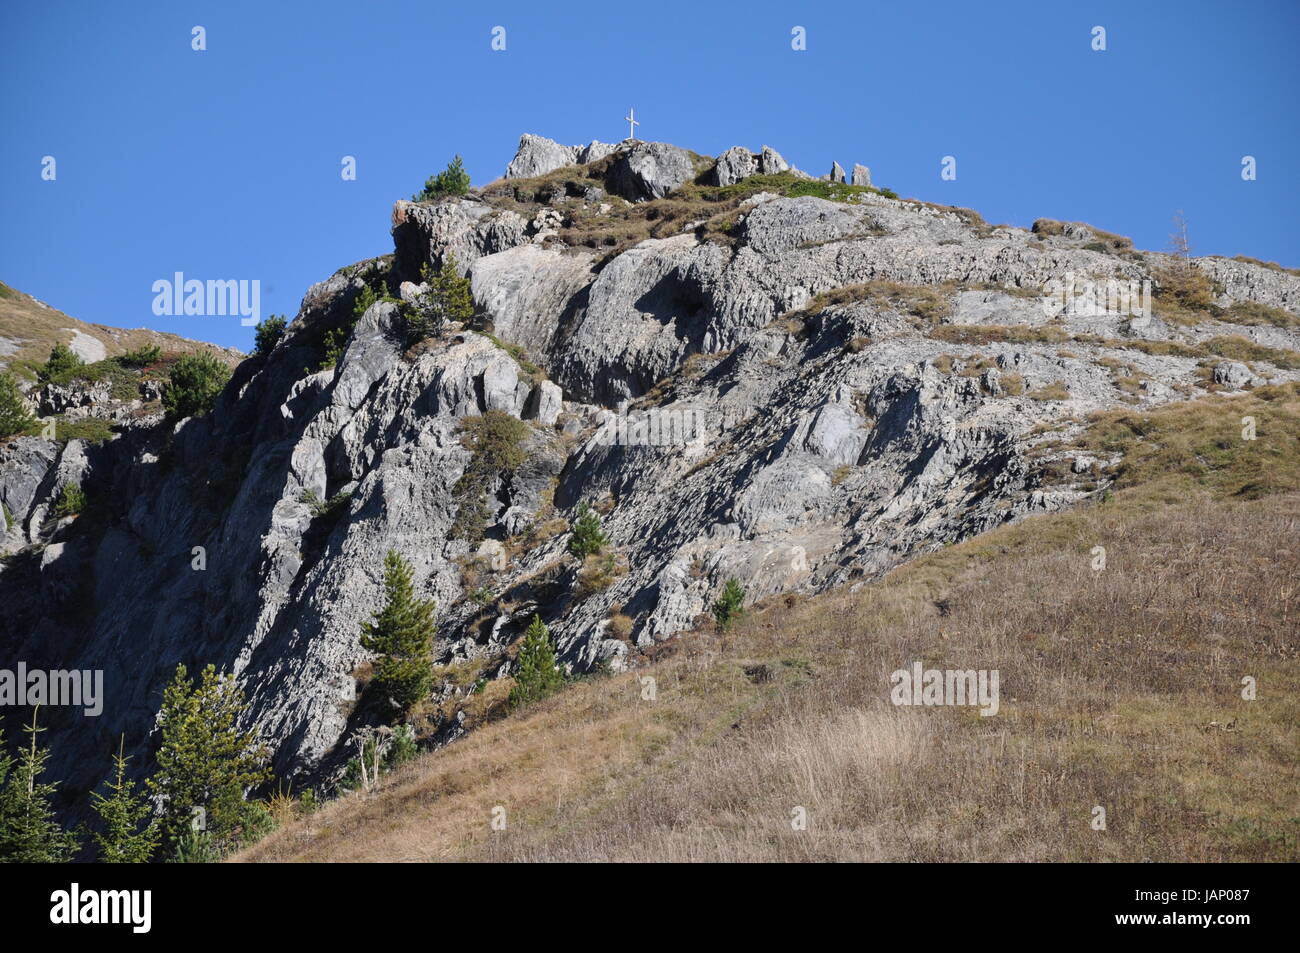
[624,108,639,141]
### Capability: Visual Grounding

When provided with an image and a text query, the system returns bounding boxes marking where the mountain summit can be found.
[3,133,1298,811]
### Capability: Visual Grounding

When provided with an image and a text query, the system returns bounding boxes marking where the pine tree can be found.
[439,154,471,196]
[163,353,231,419]
[37,342,83,383]
[0,731,12,838]
[432,253,474,323]
[568,502,609,558]
[404,255,473,346]
[712,577,746,631]
[0,371,36,440]
[254,315,288,356]
[52,480,86,518]
[361,551,437,714]
[167,826,219,863]
[508,615,565,708]
[90,738,159,863]
[146,664,270,857]
[0,711,80,862]
[412,155,471,202]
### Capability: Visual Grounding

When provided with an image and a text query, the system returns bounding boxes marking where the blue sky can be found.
[2,0,1296,351]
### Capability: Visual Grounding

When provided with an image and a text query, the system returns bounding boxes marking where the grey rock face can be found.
[606,142,696,201]
[852,164,871,187]
[0,437,59,548]
[505,134,580,179]
[578,140,620,164]
[7,133,1300,817]
[527,380,564,427]
[830,161,846,184]
[392,198,529,277]
[37,380,113,418]
[708,145,811,185]
[1196,257,1300,314]
[1212,361,1254,388]
[711,146,759,186]
[66,331,107,363]
[503,136,626,180]
[758,145,791,174]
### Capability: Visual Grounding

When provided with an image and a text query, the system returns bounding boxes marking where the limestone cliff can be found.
[3,134,1298,807]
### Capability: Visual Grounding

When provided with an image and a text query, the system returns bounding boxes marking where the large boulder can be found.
[527,380,564,427]
[578,141,621,164]
[852,163,872,187]
[711,146,759,186]
[505,134,580,179]
[1212,361,1254,389]
[607,142,696,201]
[391,198,529,278]
[758,145,791,175]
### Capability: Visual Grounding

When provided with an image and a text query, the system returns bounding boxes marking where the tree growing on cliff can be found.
[37,342,83,383]
[146,664,270,857]
[254,315,288,356]
[431,253,474,323]
[163,353,231,419]
[568,502,608,559]
[361,551,437,714]
[412,155,471,202]
[52,480,86,518]
[1154,210,1214,312]
[406,254,474,345]
[451,411,530,541]
[0,371,36,440]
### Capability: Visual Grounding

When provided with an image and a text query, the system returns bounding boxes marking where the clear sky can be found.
[2,0,1296,351]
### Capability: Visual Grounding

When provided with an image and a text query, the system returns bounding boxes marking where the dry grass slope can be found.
[237,388,1300,863]
[0,280,241,380]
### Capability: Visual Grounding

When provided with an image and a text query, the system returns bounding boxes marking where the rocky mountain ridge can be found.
[3,133,1298,807]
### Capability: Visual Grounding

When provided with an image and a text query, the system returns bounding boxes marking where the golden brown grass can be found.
[1204,334,1300,370]
[0,280,238,380]
[930,324,1070,346]
[792,281,956,324]
[1069,383,1300,501]
[235,387,1300,863]
[1226,255,1300,277]
[1027,380,1071,401]
[1224,300,1300,328]
[925,324,1300,373]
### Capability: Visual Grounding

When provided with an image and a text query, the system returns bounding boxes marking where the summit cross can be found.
[624,108,639,141]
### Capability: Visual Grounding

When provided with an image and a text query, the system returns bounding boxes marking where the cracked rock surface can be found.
[3,135,1297,804]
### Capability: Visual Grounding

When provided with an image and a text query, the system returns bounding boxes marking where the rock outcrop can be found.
[503,134,624,179]
[706,145,811,185]
[5,133,1298,818]
[607,142,697,201]
[711,146,758,186]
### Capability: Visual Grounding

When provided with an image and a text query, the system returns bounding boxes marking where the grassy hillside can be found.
[0,280,241,380]
[238,385,1300,863]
